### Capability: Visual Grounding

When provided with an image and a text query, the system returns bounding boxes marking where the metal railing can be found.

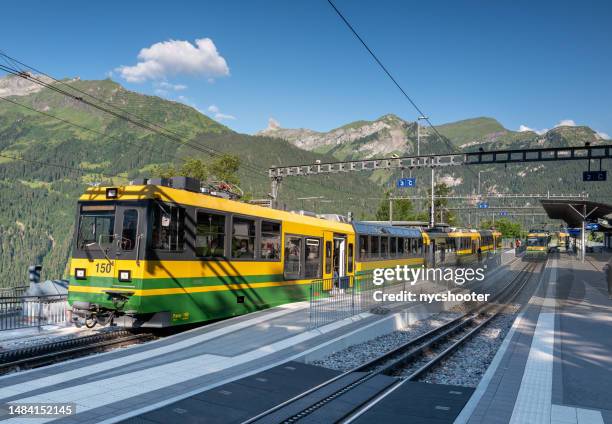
[0,286,28,298]
[308,251,511,329]
[0,294,68,331]
[308,272,432,329]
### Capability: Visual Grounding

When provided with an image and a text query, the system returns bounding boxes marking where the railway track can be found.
[243,261,540,424]
[0,329,155,374]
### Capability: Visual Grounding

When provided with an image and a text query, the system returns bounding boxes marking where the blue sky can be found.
[1,0,611,138]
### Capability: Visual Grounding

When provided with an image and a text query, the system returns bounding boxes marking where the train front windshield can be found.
[74,203,142,258]
[77,206,116,249]
[527,236,548,247]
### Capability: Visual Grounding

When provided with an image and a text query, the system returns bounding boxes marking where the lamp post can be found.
[416,116,428,157]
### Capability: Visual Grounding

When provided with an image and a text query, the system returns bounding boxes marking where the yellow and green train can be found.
[68,177,503,328]
[526,231,551,255]
[424,228,502,266]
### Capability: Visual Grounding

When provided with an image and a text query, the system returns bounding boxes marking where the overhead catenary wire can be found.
[0,51,265,172]
[0,53,363,200]
[0,96,179,164]
[0,51,393,203]
[324,0,479,179]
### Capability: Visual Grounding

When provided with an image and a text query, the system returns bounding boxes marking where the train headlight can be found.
[106,187,118,199]
[75,268,87,280]
[118,270,132,282]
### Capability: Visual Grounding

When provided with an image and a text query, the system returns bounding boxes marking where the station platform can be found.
[459,252,612,424]
[0,253,516,424]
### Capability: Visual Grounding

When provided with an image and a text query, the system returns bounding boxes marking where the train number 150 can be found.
[95,262,112,273]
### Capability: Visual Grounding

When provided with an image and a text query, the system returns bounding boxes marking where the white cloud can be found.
[206,104,235,121]
[116,38,229,83]
[267,117,281,131]
[155,81,187,91]
[518,124,548,135]
[214,113,236,121]
[555,119,576,127]
[596,131,610,140]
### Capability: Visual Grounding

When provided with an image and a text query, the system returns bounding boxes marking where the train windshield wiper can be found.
[85,240,113,265]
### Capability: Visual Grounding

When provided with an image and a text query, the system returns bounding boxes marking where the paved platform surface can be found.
[461,252,612,424]
[354,381,474,424]
[0,251,514,424]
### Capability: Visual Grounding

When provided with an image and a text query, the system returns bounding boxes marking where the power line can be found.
[0,52,375,200]
[0,96,178,164]
[0,51,258,171]
[324,0,479,181]
[0,59,268,178]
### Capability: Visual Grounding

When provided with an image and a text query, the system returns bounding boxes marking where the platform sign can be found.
[586,223,599,231]
[477,202,489,209]
[499,211,508,216]
[583,171,607,181]
[396,178,416,188]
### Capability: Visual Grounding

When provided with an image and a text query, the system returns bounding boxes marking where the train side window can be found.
[411,238,418,254]
[325,241,332,274]
[418,238,423,253]
[371,236,380,258]
[381,237,388,257]
[284,236,302,279]
[152,203,185,251]
[397,237,405,257]
[231,217,255,259]
[195,211,225,258]
[390,237,397,257]
[404,238,411,256]
[305,238,322,278]
[261,221,281,260]
[347,243,354,273]
[359,235,369,259]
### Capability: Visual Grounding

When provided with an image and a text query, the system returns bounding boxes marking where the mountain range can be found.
[0,74,610,285]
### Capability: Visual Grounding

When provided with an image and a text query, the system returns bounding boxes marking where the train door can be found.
[323,231,334,289]
[334,235,347,277]
[334,234,348,291]
[112,206,143,287]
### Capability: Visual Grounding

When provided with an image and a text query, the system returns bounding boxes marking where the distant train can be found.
[526,231,551,255]
[68,177,503,328]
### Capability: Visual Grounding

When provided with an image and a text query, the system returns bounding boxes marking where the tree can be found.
[426,182,457,225]
[179,158,209,181]
[479,217,523,238]
[151,154,241,185]
[209,154,240,185]
[376,191,419,221]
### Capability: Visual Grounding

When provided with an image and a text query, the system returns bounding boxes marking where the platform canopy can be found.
[540,199,612,227]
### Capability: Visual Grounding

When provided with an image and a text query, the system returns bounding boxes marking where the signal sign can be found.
[478,202,489,209]
[396,178,416,188]
[583,171,607,181]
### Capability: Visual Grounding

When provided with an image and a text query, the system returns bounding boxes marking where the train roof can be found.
[79,184,355,232]
[352,222,421,238]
